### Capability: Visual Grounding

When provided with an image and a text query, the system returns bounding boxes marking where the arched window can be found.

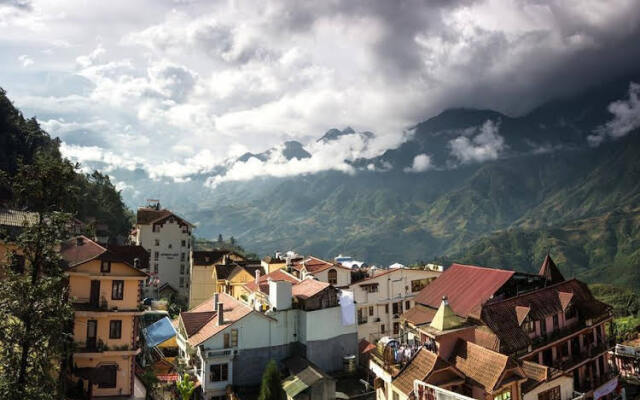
[328,269,337,285]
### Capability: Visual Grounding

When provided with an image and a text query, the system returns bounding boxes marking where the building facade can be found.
[177,277,357,400]
[131,201,194,301]
[347,267,440,342]
[188,250,250,309]
[291,256,352,287]
[61,236,146,398]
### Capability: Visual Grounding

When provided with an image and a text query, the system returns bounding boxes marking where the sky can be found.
[2,0,640,185]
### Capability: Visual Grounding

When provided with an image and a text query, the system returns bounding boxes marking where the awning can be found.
[143,316,177,348]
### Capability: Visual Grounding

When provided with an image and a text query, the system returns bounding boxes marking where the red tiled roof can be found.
[393,348,455,395]
[183,293,253,346]
[402,304,437,326]
[292,256,349,274]
[244,268,300,294]
[106,244,150,269]
[539,255,565,284]
[136,207,193,227]
[449,340,520,391]
[414,264,514,317]
[292,279,330,299]
[60,236,107,267]
[480,279,612,354]
[180,311,216,336]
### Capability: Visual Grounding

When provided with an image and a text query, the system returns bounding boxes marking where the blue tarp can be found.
[142,316,177,348]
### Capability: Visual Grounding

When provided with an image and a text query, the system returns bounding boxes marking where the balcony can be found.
[574,370,618,393]
[530,321,587,351]
[72,296,144,313]
[74,339,140,356]
[551,340,614,372]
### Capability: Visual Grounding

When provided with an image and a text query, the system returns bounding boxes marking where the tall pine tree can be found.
[258,360,285,400]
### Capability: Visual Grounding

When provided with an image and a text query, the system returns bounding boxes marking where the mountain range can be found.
[106,76,640,290]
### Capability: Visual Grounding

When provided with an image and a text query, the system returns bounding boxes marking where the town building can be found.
[131,200,194,301]
[188,250,255,308]
[261,254,288,273]
[290,256,352,287]
[368,256,618,400]
[176,270,357,400]
[609,340,640,384]
[347,267,441,342]
[61,236,147,398]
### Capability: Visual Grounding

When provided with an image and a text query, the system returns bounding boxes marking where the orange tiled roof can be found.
[292,279,330,299]
[244,269,300,294]
[183,293,253,346]
[449,340,520,391]
[393,348,455,395]
[60,236,107,267]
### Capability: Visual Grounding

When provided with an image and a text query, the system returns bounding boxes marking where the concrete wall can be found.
[523,375,573,400]
[305,332,358,372]
[73,354,134,397]
[313,268,351,287]
[73,314,135,349]
[349,268,440,341]
[69,272,141,311]
[189,265,216,309]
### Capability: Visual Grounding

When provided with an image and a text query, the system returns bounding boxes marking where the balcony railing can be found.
[551,340,614,372]
[530,321,587,350]
[75,339,137,353]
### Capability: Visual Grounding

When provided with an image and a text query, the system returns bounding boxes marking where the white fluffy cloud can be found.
[17,54,33,67]
[404,154,432,173]
[589,82,640,146]
[1,0,640,183]
[449,120,505,164]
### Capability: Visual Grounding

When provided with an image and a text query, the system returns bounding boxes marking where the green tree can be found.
[0,213,73,400]
[258,360,285,400]
[176,373,196,400]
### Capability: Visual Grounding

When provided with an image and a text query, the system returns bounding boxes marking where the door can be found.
[90,280,100,307]
[86,320,97,350]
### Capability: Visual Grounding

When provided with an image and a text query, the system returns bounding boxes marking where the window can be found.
[494,390,511,400]
[565,305,576,320]
[405,300,411,310]
[385,304,389,314]
[328,269,337,285]
[181,240,186,247]
[540,318,547,334]
[368,306,374,316]
[553,314,559,331]
[98,365,117,388]
[561,342,569,357]
[524,316,535,333]
[154,251,159,260]
[393,322,400,335]
[112,280,124,300]
[109,320,122,339]
[231,329,238,347]
[168,244,172,249]
[181,252,185,262]
[179,277,185,288]
[363,284,378,293]
[209,364,229,382]
[358,308,368,324]
[154,239,159,246]
[182,226,188,234]
[10,254,25,274]
[101,260,111,273]
[538,386,560,400]
[180,264,185,275]
[224,333,230,348]
[392,301,402,315]
[381,324,386,333]
[411,278,430,292]
[393,392,400,400]
[154,263,158,273]
[185,264,189,275]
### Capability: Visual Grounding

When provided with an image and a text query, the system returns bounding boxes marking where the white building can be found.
[131,200,194,301]
[347,267,440,342]
[177,280,358,400]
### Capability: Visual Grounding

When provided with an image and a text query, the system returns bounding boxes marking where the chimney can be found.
[217,302,224,326]
[255,269,261,284]
[213,293,219,311]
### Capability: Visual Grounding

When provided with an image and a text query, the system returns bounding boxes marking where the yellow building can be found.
[188,250,263,308]
[261,255,287,273]
[61,236,147,398]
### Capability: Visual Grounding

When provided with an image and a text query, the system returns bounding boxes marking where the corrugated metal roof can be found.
[414,263,514,317]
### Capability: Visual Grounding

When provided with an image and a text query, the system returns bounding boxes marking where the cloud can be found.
[0,0,31,10]
[449,120,505,164]
[404,154,432,173]
[2,0,640,185]
[588,82,640,146]
[17,54,33,67]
